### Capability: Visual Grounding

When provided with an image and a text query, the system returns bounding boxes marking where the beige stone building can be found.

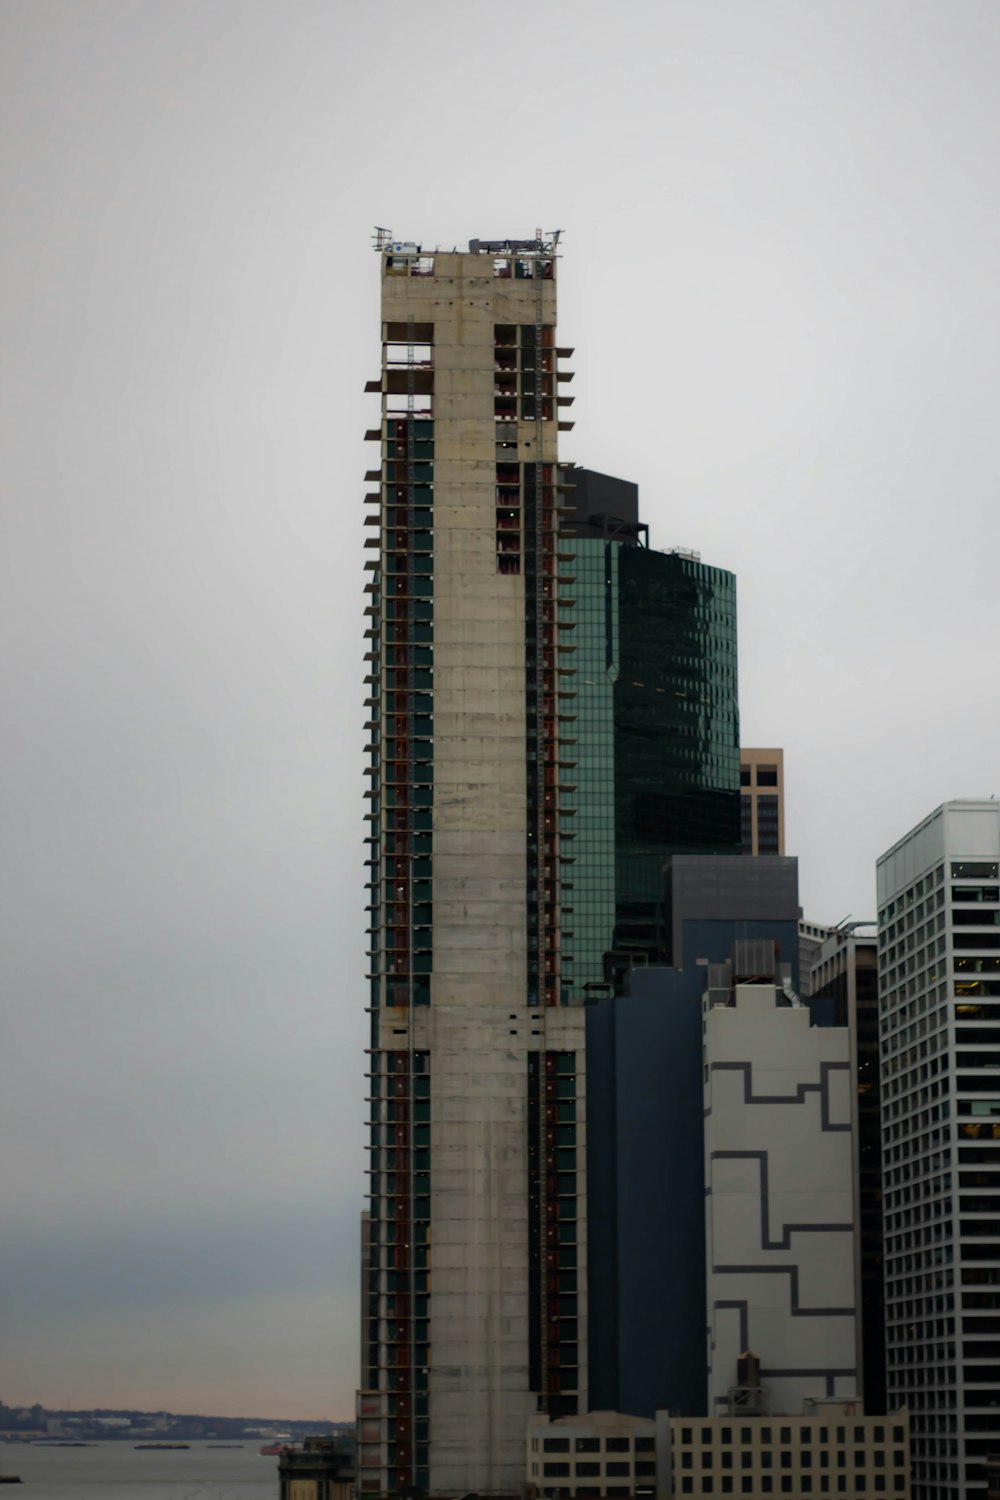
[658,1402,911,1498]
[526,1403,911,1499]
[527,1410,657,1497]
[740,749,784,856]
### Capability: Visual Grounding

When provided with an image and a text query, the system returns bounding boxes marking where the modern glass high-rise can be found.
[877,800,1000,1499]
[564,468,740,995]
[359,235,586,1500]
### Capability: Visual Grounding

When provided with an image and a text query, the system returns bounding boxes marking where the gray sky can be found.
[2,0,999,1421]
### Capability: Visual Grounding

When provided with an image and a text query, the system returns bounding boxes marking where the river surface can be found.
[0,1441,279,1500]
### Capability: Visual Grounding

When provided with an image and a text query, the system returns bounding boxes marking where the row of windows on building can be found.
[538,1437,654,1453]
[540,1462,655,1477]
[881,945,1000,1004]
[669,1478,906,1495]
[676,1426,906,1446]
[675,1449,905,1469]
[739,765,779,786]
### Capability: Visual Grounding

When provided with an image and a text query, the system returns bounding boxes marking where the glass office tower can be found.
[564,468,741,995]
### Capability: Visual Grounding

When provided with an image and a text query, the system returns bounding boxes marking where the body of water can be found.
[0,1440,279,1500]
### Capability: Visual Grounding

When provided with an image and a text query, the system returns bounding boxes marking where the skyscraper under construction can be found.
[357,234,741,1499]
[358,234,585,1500]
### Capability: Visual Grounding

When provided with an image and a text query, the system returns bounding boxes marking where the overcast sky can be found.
[2,0,999,1422]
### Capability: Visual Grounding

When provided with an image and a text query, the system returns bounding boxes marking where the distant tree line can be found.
[0,1401,350,1437]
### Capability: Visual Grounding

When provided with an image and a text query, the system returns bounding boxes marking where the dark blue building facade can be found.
[586,856,803,1417]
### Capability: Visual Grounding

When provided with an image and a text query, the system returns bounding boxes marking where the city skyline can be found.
[3,0,1000,1421]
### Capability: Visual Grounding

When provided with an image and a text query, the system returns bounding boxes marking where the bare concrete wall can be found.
[374,252,585,1496]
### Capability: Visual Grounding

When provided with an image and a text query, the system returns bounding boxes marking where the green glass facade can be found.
[567,541,619,997]
[569,537,740,994]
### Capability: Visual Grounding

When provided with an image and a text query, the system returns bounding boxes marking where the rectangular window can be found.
[953,884,998,902]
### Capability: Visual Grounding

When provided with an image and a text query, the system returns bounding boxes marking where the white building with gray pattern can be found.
[704,983,859,1415]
